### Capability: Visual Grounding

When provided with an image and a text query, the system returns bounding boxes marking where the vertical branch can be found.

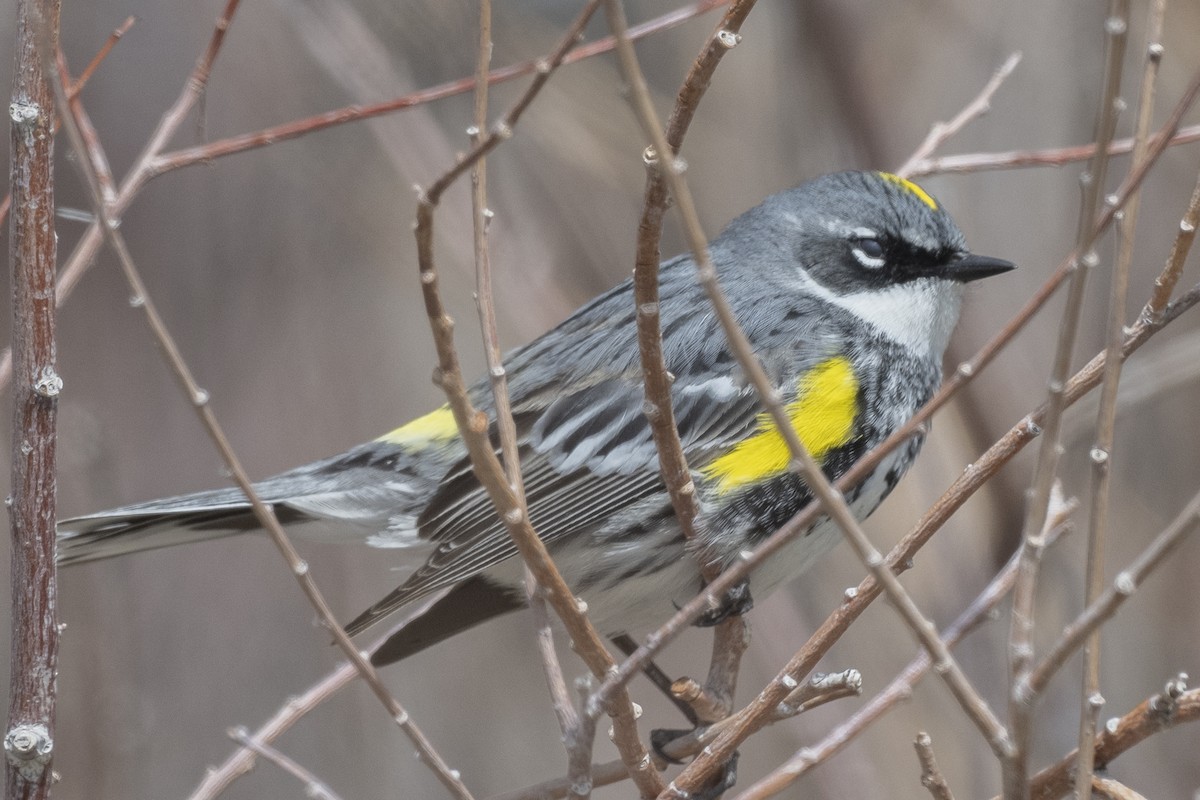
[629,0,757,727]
[467,0,585,783]
[1076,3,1165,796]
[1008,3,1128,797]
[6,2,62,799]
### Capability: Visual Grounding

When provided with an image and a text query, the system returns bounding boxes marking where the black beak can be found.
[947,253,1016,283]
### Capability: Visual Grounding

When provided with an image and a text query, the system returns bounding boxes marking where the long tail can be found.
[56,486,312,566]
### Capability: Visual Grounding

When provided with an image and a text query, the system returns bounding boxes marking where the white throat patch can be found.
[793,268,964,359]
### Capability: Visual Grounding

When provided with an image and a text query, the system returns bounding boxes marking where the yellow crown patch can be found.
[877,172,938,211]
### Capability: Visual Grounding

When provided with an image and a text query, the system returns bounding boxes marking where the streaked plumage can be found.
[59,171,1013,664]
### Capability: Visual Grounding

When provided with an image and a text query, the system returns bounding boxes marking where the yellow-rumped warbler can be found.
[59,171,1013,664]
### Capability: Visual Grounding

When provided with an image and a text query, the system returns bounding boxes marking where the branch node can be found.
[33,366,63,398]
[8,100,42,126]
[4,723,53,780]
[715,29,741,49]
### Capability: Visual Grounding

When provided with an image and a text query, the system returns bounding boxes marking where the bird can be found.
[58,170,1013,666]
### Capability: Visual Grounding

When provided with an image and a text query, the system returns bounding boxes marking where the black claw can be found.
[694,580,754,627]
[693,751,739,800]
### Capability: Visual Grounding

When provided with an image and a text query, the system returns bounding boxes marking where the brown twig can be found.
[142,0,728,179]
[1076,4,1165,795]
[185,591,451,800]
[466,2,592,792]
[626,0,759,738]
[491,670,863,800]
[905,124,1200,178]
[5,4,62,799]
[409,3,664,796]
[1025,678,1197,800]
[1010,6,1128,792]
[1090,777,1149,800]
[1024,487,1200,696]
[227,728,343,800]
[0,1,728,392]
[1141,168,1200,323]
[896,52,1023,178]
[47,45,475,800]
[913,733,957,800]
[0,0,242,392]
[734,497,1076,800]
[0,15,134,233]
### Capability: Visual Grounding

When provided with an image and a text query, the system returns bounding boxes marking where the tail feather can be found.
[57,487,314,566]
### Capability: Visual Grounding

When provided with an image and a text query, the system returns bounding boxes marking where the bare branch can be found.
[408,3,664,795]
[905,124,1200,178]
[1024,679,1198,800]
[227,728,343,800]
[913,733,957,800]
[1141,168,1200,323]
[1077,4,1166,794]
[48,45,474,800]
[143,0,729,178]
[733,501,1075,800]
[896,51,1023,178]
[6,3,62,799]
[1024,486,1200,696]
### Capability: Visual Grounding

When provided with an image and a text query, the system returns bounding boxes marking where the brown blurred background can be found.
[3,1,1199,797]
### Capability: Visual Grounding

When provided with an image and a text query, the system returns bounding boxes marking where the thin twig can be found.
[227,728,343,800]
[1141,168,1200,322]
[144,0,727,179]
[626,0,759,736]
[1024,486,1200,696]
[1024,679,1196,800]
[905,123,1200,178]
[1009,6,1128,795]
[1090,777,1149,800]
[896,52,1023,178]
[186,592,451,800]
[734,500,1075,800]
[408,3,664,795]
[0,0,243,391]
[5,4,62,799]
[467,0,589,791]
[47,50,475,800]
[1076,5,1165,796]
[0,1,729,391]
[913,733,957,800]
[0,15,134,234]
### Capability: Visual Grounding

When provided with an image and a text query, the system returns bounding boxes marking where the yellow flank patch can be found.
[877,172,938,211]
[702,357,858,494]
[377,406,459,445]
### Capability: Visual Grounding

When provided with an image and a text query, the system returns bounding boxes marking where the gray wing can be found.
[344,264,842,635]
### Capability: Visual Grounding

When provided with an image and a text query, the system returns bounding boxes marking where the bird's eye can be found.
[851,238,886,269]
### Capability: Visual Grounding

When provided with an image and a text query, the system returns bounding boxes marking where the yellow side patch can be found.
[877,172,938,211]
[377,406,459,445]
[702,357,858,494]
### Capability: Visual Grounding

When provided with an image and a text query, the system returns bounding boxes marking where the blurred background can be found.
[2,0,1199,797]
